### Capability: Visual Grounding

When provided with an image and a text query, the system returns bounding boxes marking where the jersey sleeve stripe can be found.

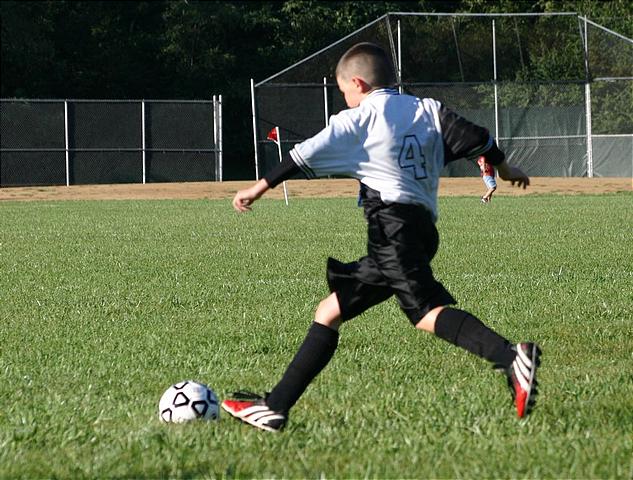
[290,148,317,179]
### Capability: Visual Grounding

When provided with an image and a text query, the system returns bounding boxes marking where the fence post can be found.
[582,17,593,177]
[251,78,259,180]
[219,94,223,182]
[452,18,465,82]
[397,19,403,94]
[323,77,329,127]
[213,95,223,182]
[141,100,146,184]
[64,100,70,186]
[585,83,593,178]
[213,95,218,180]
[492,19,500,143]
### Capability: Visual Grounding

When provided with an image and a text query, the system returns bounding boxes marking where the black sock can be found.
[266,322,339,413]
[434,307,516,368]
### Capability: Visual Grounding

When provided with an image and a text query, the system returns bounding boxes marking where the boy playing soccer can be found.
[478,155,497,203]
[223,42,541,432]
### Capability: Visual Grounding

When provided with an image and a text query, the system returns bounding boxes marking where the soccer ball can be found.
[158,380,219,423]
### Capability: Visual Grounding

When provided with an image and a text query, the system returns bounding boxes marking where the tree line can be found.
[1,0,631,179]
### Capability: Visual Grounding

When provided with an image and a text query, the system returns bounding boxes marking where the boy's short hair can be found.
[335,42,396,88]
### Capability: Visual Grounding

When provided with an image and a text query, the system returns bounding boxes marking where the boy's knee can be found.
[415,305,446,333]
[314,295,342,330]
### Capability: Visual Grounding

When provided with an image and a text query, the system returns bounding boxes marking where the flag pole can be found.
[275,126,289,206]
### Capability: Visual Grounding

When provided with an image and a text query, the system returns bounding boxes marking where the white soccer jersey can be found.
[289,88,448,218]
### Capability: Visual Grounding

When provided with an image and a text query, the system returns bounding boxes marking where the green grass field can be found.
[1,193,632,479]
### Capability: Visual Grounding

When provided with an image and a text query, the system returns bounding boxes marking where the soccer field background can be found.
[1,193,632,478]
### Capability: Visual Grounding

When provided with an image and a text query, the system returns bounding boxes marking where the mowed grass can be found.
[1,192,632,479]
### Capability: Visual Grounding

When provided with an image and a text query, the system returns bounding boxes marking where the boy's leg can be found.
[263,255,395,419]
[265,293,341,413]
[417,306,541,418]
[222,252,394,432]
[482,187,495,202]
[222,293,342,431]
[416,306,515,367]
[482,178,496,202]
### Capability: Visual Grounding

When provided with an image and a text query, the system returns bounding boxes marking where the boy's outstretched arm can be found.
[233,156,303,212]
[233,179,270,212]
[496,161,530,189]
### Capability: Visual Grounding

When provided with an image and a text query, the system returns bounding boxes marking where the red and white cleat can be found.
[221,391,287,432]
[506,343,542,418]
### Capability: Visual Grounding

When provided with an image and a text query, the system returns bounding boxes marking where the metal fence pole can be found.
[219,94,223,182]
[397,19,403,94]
[141,100,146,184]
[213,95,224,182]
[585,83,593,177]
[323,77,331,178]
[452,18,465,82]
[323,77,329,127]
[250,78,259,180]
[64,100,70,186]
[492,19,500,142]
[583,17,594,177]
[213,95,218,180]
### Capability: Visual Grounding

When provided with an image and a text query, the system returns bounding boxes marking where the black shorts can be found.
[327,186,456,325]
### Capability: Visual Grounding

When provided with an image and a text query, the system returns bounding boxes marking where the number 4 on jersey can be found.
[398,134,428,179]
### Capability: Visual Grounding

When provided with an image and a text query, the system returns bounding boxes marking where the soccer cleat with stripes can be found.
[221,391,287,432]
[506,343,542,418]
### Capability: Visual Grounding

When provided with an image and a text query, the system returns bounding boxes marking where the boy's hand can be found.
[232,179,270,212]
[497,162,530,189]
[232,188,257,212]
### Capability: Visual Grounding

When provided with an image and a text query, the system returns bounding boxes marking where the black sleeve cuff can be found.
[483,142,505,166]
[263,156,302,188]
[438,103,506,164]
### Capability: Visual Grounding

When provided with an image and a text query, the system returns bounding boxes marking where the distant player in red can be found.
[478,155,497,203]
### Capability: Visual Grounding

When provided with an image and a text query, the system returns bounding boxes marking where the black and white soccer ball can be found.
[158,380,219,423]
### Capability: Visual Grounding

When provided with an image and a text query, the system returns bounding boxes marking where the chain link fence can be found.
[252,13,632,179]
[0,98,223,187]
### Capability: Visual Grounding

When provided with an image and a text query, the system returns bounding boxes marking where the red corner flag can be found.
[267,127,278,142]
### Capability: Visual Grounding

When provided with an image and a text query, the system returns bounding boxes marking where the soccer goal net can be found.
[252,12,632,179]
